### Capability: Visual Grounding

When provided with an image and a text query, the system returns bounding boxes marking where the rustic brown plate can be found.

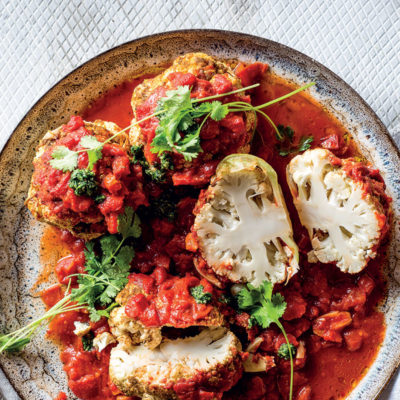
[0,30,399,400]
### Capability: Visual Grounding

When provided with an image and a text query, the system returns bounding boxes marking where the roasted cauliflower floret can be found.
[287,148,391,273]
[109,273,224,349]
[109,328,243,399]
[129,53,257,186]
[191,154,299,287]
[26,116,136,240]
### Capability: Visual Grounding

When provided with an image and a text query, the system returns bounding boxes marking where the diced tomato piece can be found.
[200,118,220,139]
[220,114,246,134]
[313,311,352,343]
[112,155,131,179]
[54,392,67,400]
[191,79,214,98]
[320,134,340,150]
[101,174,123,194]
[168,72,197,87]
[274,333,298,353]
[125,294,150,319]
[64,115,85,132]
[40,284,64,308]
[344,328,366,351]
[283,292,307,320]
[105,212,119,234]
[55,255,81,285]
[212,74,233,94]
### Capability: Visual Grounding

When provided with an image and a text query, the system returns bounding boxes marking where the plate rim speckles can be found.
[0,29,399,400]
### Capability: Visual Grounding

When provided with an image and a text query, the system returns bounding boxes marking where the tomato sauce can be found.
[38,64,387,400]
[125,268,216,327]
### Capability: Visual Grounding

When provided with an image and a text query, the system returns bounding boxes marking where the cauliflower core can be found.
[287,148,390,273]
[193,154,299,287]
[109,327,242,399]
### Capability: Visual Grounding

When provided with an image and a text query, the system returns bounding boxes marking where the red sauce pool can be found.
[39,67,387,400]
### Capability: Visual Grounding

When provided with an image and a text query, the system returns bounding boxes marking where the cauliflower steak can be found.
[129,53,257,186]
[287,148,391,273]
[109,327,243,399]
[191,154,299,287]
[109,271,224,350]
[26,117,133,239]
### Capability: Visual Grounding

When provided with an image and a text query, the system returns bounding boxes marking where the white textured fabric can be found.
[0,0,399,398]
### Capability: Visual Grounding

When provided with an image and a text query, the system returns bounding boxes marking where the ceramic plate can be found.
[0,30,399,400]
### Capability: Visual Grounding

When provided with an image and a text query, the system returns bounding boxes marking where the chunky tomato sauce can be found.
[32,115,147,235]
[134,71,252,186]
[125,269,216,327]
[39,63,388,400]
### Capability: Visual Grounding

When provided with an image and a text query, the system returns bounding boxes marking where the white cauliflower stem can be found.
[193,154,299,287]
[287,148,389,273]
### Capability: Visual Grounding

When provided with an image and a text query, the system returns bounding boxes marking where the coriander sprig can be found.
[0,207,141,354]
[150,82,315,161]
[50,81,315,171]
[238,281,294,400]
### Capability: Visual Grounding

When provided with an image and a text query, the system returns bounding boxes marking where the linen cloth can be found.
[0,0,399,398]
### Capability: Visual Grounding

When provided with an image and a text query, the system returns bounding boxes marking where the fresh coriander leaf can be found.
[80,135,102,149]
[173,127,202,162]
[89,308,102,322]
[80,136,103,170]
[270,293,287,320]
[278,343,297,360]
[237,284,261,309]
[249,306,274,329]
[297,136,314,152]
[277,125,294,142]
[151,133,173,155]
[82,332,94,351]
[50,146,78,172]
[114,245,135,269]
[117,207,142,240]
[100,235,120,259]
[209,101,229,121]
[190,285,212,304]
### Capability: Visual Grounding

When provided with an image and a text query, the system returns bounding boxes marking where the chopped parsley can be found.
[278,343,297,360]
[131,145,173,183]
[190,285,212,304]
[69,169,99,197]
[82,332,94,351]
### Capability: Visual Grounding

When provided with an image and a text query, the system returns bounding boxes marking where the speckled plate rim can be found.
[0,29,399,400]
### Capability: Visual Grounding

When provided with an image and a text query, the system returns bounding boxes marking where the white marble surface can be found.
[0,0,399,398]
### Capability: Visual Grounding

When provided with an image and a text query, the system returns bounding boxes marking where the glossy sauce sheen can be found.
[40,67,386,400]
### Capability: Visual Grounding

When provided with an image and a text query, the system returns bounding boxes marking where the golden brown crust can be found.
[129,52,256,154]
[25,120,128,240]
